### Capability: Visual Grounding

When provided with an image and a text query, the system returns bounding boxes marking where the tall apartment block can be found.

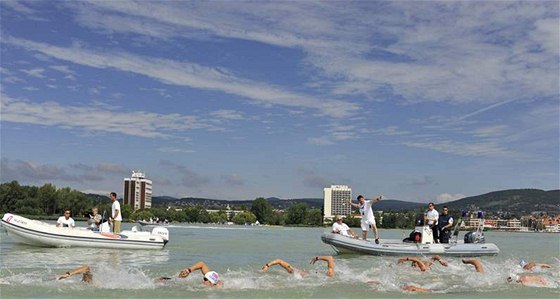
[123,171,152,211]
[323,185,352,221]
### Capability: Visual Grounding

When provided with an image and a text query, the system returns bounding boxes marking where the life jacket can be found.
[438,214,452,229]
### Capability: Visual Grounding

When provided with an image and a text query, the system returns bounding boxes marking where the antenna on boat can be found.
[451,211,467,244]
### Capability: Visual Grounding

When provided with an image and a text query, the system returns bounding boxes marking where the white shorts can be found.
[361,218,376,231]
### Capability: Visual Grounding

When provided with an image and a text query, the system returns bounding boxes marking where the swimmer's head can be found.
[519,260,528,267]
[203,271,220,285]
[507,273,519,283]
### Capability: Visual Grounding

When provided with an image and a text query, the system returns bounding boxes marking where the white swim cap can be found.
[507,273,519,283]
[519,260,527,267]
[204,271,220,285]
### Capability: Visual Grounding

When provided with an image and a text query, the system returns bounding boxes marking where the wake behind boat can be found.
[1,213,169,250]
[137,219,169,226]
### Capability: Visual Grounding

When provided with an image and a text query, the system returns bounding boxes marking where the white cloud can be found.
[436,193,465,204]
[21,67,45,78]
[403,139,514,157]
[4,35,359,118]
[0,94,222,138]
[65,1,559,106]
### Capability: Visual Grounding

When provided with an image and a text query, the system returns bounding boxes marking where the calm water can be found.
[1,222,559,299]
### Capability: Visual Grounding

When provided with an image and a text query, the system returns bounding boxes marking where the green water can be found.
[1,222,558,298]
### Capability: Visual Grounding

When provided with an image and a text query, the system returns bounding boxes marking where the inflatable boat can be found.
[321,225,499,257]
[1,213,169,250]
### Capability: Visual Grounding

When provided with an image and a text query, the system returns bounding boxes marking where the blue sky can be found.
[1,1,558,203]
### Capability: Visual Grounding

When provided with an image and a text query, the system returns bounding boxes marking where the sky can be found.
[0,1,558,203]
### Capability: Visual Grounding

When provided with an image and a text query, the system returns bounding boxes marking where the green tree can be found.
[0,181,25,213]
[306,208,323,226]
[232,211,257,225]
[38,184,57,215]
[285,203,308,225]
[251,197,273,224]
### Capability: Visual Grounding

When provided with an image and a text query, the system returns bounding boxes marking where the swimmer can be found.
[176,261,223,287]
[309,256,335,277]
[402,284,431,293]
[462,258,484,273]
[397,257,430,271]
[261,258,307,277]
[397,256,447,271]
[507,274,550,287]
[518,260,552,271]
[55,265,92,283]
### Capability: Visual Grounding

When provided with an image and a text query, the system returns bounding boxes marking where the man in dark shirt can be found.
[437,206,453,243]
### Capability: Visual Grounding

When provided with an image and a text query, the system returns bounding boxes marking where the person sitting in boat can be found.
[332,216,358,239]
[397,256,448,271]
[56,209,75,228]
[437,206,453,243]
[519,260,552,271]
[462,258,484,272]
[424,202,439,243]
[87,207,102,229]
[55,265,92,283]
[176,261,223,287]
[261,258,308,277]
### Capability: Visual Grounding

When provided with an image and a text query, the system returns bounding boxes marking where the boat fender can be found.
[152,227,169,241]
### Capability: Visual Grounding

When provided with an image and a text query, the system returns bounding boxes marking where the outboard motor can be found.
[152,227,170,242]
[464,231,485,243]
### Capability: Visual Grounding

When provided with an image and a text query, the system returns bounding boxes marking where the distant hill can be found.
[444,189,559,216]
[152,189,559,216]
[153,196,425,211]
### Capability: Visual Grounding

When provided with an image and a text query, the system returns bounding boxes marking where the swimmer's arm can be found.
[462,259,484,273]
[262,259,294,273]
[56,265,90,280]
[179,261,211,278]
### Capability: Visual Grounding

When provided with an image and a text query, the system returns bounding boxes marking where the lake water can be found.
[1,222,559,298]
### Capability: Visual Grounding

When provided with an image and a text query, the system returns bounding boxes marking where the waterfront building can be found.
[323,185,352,221]
[123,171,152,211]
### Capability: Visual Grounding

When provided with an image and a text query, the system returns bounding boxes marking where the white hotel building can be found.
[123,171,152,211]
[323,185,352,221]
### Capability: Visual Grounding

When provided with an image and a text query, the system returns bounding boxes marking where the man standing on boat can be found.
[348,195,382,243]
[424,202,439,243]
[437,206,453,243]
[110,192,122,233]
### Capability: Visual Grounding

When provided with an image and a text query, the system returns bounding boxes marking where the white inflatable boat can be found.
[321,225,499,257]
[1,213,169,250]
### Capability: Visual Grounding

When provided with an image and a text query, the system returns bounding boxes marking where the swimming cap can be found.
[507,273,519,283]
[519,260,527,267]
[204,271,220,285]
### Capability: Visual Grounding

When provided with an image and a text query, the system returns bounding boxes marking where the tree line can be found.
[0,182,324,226]
[1,181,441,229]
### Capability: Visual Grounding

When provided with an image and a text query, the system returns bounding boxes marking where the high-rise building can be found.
[123,171,152,211]
[323,185,352,221]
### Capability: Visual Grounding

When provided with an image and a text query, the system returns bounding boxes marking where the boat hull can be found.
[321,232,499,257]
[2,213,168,250]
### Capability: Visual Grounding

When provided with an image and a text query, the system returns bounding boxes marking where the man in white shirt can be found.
[110,192,122,233]
[331,216,358,238]
[348,195,382,243]
[424,202,439,243]
[56,209,75,228]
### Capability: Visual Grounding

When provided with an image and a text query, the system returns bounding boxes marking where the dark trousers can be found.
[439,229,450,243]
[431,225,439,243]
